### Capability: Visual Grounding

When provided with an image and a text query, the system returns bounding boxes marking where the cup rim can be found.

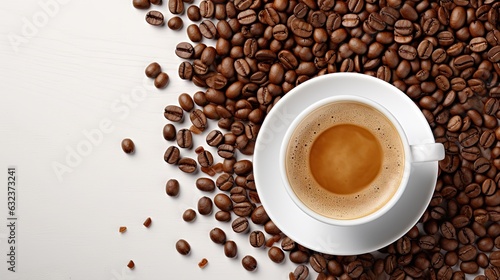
[279,95,413,227]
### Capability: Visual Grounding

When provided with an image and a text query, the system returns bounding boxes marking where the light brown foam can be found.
[285,101,405,220]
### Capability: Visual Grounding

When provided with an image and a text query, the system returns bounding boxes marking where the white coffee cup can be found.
[280,95,445,227]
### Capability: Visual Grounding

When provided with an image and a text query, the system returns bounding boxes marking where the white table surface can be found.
[0,1,300,279]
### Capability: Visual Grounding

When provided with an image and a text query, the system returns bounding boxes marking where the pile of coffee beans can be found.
[132,0,500,278]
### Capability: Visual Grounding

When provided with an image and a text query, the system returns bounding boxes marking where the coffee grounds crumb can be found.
[198,258,208,269]
[119,226,127,233]
[143,217,152,228]
[127,260,135,269]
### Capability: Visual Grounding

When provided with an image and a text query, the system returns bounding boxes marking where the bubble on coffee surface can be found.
[285,101,405,220]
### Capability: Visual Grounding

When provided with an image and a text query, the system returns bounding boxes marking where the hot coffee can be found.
[285,101,405,220]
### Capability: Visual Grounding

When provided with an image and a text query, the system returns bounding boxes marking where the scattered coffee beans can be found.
[130,0,500,278]
[145,10,164,26]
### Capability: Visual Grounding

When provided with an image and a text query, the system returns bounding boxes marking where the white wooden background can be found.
[0,0,299,279]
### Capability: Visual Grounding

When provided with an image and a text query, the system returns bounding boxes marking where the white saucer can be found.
[254,73,439,255]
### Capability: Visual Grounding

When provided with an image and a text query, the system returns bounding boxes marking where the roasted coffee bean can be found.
[214,193,232,211]
[482,179,496,196]
[178,157,197,173]
[281,237,296,251]
[249,230,265,247]
[459,129,480,147]
[164,105,184,122]
[242,255,257,271]
[216,173,234,191]
[182,208,196,222]
[133,0,150,9]
[154,72,169,88]
[293,265,309,280]
[168,0,184,14]
[176,239,191,255]
[178,93,194,112]
[121,138,135,154]
[165,178,180,197]
[218,144,235,158]
[163,124,176,141]
[178,61,193,80]
[224,240,237,258]
[250,205,269,225]
[310,253,327,273]
[196,177,215,192]
[175,42,194,59]
[145,62,162,78]
[206,130,223,147]
[197,150,213,168]
[164,146,180,164]
[474,157,491,173]
[189,109,207,131]
[233,201,254,216]
[197,196,213,215]
[232,217,249,233]
[215,210,231,222]
[176,129,193,149]
[268,246,285,264]
[488,46,500,63]
[187,5,201,21]
[209,227,226,244]
[145,10,164,26]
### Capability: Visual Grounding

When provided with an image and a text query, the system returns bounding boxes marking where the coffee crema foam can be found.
[285,101,405,220]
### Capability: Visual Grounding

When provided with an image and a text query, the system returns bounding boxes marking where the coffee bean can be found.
[249,230,265,247]
[182,209,196,222]
[187,5,201,21]
[154,72,169,88]
[121,138,135,154]
[293,265,309,280]
[145,10,164,26]
[176,129,193,149]
[459,128,480,147]
[310,253,327,273]
[482,179,496,196]
[164,105,184,122]
[250,205,269,225]
[490,251,500,267]
[216,172,234,191]
[206,130,223,147]
[233,201,254,217]
[232,217,249,233]
[224,240,237,258]
[209,227,226,244]
[133,0,150,9]
[214,193,232,211]
[189,109,207,132]
[175,239,191,255]
[218,144,235,158]
[163,123,176,141]
[264,246,284,265]
[178,157,197,173]
[215,210,231,222]
[195,177,215,192]
[175,42,194,59]
[280,237,296,252]
[419,235,437,250]
[488,46,500,63]
[197,196,213,215]
[164,146,180,164]
[178,93,194,112]
[168,16,183,30]
[474,157,491,173]
[145,62,162,78]
[242,255,257,271]
[166,179,180,196]
[178,62,194,80]
[168,0,184,14]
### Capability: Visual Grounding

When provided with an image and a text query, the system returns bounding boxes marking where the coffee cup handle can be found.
[410,143,445,163]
